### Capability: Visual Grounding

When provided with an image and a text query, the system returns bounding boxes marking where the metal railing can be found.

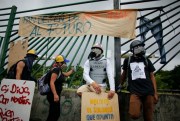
[0,0,179,89]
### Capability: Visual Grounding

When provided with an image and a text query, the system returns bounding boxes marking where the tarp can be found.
[18,9,137,39]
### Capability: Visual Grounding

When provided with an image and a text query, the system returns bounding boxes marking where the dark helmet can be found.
[130,40,145,52]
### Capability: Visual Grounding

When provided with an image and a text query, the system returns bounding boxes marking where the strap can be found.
[127,56,131,69]
[127,56,131,79]
[51,67,61,79]
[145,57,148,67]
[125,56,131,89]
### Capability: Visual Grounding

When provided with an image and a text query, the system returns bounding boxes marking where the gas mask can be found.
[133,45,146,56]
[88,48,102,59]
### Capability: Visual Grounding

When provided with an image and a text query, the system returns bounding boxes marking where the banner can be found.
[0,79,35,121]
[81,92,120,121]
[18,10,137,38]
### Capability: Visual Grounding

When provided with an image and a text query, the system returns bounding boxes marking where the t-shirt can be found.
[45,67,65,94]
[122,56,155,96]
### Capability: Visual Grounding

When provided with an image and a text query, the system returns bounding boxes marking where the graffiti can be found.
[0,83,31,105]
[22,15,92,37]
[0,108,23,121]
[29,21,92,36]
[1,84,30,96]
[60,99,73,116]
[0,94,9,105]
[19,10,137,38]
[11,95,30,105]
[10,84,30,95]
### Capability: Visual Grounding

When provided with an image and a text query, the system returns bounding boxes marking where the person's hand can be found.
[71,67,75,72]
[91,82,101,94]
[61,63,67,69]
[54,94,59,102]
[108,90,115,99]
[154,93,158,104]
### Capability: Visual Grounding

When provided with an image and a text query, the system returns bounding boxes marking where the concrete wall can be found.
[30,89,180,121]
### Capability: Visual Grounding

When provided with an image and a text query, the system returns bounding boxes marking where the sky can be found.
[0,0,179,71]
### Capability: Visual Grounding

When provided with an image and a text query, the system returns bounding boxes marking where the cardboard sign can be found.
[81,92,120,121]
[8,39,28,71]
[19,10,137,39]
[0,79,35,121]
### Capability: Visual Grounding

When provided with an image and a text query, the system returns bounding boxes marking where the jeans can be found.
[140,16,166,64]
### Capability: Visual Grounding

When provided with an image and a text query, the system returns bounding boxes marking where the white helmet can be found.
[91,43,103,53]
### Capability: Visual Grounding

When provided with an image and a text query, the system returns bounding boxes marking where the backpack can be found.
[6,60,26,79]
[38,67,61,95]
[38,70,51,95]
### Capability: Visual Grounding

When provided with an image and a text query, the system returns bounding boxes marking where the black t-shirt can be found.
[122,56,155,96]
[45,67,65,94]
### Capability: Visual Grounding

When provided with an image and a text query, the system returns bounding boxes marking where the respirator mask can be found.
[89,48,102,59]
[133,45,146,56]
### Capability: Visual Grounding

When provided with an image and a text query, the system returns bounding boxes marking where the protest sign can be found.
[19,9,137,39]
[0,79,35,120]
[81,92,120,121]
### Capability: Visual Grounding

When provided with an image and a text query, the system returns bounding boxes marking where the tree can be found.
[155,65,180,90]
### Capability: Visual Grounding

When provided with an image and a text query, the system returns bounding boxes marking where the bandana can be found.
[133,45,146,55]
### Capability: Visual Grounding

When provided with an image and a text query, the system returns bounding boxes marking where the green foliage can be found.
[155,65,180,90]
[32,64,50,80]
[67,66,84,87]
[0,68,7,82]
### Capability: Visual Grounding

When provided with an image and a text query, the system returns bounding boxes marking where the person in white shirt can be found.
[77,43,115,99]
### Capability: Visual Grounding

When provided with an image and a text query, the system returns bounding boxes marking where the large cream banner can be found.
[18,10,137,38]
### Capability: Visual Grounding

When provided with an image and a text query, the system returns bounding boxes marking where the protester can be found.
[7,49,38,81]
[120,40,158,121]
[46,55,74,121]
[77,43,115,99]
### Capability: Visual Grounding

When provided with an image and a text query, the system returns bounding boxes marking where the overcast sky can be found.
[0,0,179,71]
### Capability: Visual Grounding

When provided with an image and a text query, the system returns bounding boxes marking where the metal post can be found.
[113,0,121,91]
[0,6,17,69]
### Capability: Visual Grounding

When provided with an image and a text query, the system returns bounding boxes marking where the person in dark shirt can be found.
[46,55,74,121]
[15,49,38,80]
[120,40,158,121]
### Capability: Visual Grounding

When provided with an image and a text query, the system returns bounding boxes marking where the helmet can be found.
[27,49,38,57]
[130,40,145,52]
[55,55,69,63]
[55,55,64,62]
[91,43,103,53]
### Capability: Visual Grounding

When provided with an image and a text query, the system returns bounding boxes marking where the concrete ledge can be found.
[30,89,180,121]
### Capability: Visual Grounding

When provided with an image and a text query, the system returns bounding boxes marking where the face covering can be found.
[133,45,146,56]
[25,55,36,71]
[88,48,102,59]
